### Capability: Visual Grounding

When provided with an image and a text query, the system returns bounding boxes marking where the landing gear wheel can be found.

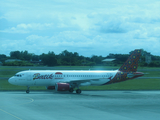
[69,88,74,93]
[76,89,81,94]
[26,86,30,94]
[26,90,30,94]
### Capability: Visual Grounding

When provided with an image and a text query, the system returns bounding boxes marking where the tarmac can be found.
[0,91,160,120]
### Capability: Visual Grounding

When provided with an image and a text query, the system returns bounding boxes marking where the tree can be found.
[58,50,72,65]
[40,51,57,66]
[0,54,7,63]
[21,51,32,61]
[31,54,40,61]
[91,55,104,65]
[10,50,32,61]
[10,51,22,59]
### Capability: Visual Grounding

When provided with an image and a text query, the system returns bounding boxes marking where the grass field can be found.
[0,66,160,91]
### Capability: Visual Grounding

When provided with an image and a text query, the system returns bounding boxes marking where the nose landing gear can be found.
[26,86,30,93]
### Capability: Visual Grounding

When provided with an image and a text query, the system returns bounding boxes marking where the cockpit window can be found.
[14,74,22,77]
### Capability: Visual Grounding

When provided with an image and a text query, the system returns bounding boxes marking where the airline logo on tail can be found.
[119,49,141,72]
[104,49,143,84]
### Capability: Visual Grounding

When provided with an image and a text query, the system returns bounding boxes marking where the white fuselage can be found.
[8,70,118,87]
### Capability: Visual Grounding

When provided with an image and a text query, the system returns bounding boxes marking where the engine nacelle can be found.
[46,86,55,90]
[55,83,70,91]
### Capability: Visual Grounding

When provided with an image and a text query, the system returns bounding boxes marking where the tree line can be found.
[0,50,160,67]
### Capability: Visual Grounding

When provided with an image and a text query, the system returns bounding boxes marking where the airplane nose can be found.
[8,77,14,84]
[8,78,12,84]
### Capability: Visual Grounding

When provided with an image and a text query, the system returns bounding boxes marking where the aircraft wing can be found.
[60,78,100,84]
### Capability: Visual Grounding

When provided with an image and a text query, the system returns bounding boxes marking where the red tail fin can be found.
[119,49,141,72]
[104,49,143,85]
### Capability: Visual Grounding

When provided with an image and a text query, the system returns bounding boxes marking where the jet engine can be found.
[55,83,70,91]
[46,86,55,90]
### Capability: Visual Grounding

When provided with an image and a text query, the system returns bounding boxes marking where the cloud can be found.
[86,13,133,34]
[0,23,55,33]
[16,23,55,30]
[0,0,160,56]
[0,18,9,30]
[133,30,148,39]
[99,19,127,33]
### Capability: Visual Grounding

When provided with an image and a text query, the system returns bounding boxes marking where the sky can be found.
[0,0,160,57]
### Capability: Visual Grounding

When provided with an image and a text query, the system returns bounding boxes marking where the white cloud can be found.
[0,0,160,56]
[0,23,55,33]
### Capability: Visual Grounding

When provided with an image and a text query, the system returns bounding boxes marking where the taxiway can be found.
[0,91,160,120]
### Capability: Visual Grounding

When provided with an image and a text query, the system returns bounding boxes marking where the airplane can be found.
[8,49,144,94]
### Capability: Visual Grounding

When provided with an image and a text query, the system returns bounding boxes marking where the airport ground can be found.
[1,91,160,120]
[0,66,160,120]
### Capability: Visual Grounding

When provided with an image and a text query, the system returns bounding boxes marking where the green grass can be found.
[143,71,160,77]
[81,79,160,90]
[0,71,18,77]
[0,79,46,91]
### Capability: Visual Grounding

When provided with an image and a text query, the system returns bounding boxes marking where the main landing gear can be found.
[26,86,30,94]
[68,88,82,94]
[76,89,81,94]
[69,88,74,93]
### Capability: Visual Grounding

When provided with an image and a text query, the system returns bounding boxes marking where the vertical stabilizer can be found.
[103,49,143,85]
[119,49,141,72]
